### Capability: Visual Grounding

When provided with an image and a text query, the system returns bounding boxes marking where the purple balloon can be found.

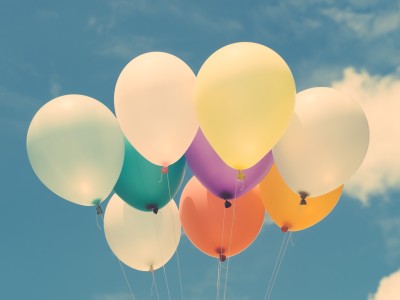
[185,130,274,200]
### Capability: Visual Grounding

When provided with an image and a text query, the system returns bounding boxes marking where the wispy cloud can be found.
[368,269,400,300]
[322,7,400,39]
[99,35,159,60]
[331,68,400,204]
[377,217,400,262]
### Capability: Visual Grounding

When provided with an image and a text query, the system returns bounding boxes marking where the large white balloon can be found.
[273,87,369,197]
[114,52,198,167]
[27,95,124,206]
[104,195,181,271]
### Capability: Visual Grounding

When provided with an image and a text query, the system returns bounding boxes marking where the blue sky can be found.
[1,0,400,299]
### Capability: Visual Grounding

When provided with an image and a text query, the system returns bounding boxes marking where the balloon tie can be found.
[166,172,184,300]
[150,267,160,300]
[224,200,232,208]
[263,232,292,300]
[96,205,137,300]
[95,205,103,231]
[299,191,309,205]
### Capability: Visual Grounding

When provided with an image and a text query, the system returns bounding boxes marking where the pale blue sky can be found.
[1,0,400,299]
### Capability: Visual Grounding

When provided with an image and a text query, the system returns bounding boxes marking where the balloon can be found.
[259,165,343,232]
[195,42,295,170]
[114,138,186,212]
[26,95,124,206]
[273,87,369,197]
[180,177,264,260]
[114,52,198,167]
[104,195,181,271]
[186,129,274,200]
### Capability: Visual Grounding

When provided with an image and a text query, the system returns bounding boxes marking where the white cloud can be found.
[322,8,400,38]
[99,36,159,60]
[331,68,400,204]
[368,269,400,300]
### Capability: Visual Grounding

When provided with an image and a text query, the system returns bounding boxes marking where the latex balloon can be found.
[114,52,198,167]
[273,87,369,197]
[104,195,181,271]
[114,138,186,212]
[259,165,343,232]
[180,177,264,260]
[195,42,295,170]
[27,95,124,206]
[186,129,274,200]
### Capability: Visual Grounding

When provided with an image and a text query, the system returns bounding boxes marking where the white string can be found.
[96,206,136,300]
[166,172,184,300]
[154,215,172,300]
[265,232,292,300]
[151,269,160,300]
[222,175,239,300]
[263,233,288,300]
[216,259,222,300]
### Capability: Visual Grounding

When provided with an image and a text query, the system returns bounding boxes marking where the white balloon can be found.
[114,52,198,167]
[27,95,124,206]
[104,195,181,272]
[273,87,369,197]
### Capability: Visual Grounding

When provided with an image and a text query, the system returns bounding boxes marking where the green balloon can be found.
[114,139,186,212]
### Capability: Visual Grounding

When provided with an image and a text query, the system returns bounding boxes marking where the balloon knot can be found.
[96,205,103,215]
[161,166,168,174]
[224,200,232,208]
[299,191,309,205]
[219,254,227,262]
[281,225,289,233]
[237,170,246,180]
[147,204,159,214]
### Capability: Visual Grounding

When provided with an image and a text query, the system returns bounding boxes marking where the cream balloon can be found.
[27,95,124,206]
[104,195,181,271]
[195,42,295,170]
[273,87,369,197]
[114,52,198,167]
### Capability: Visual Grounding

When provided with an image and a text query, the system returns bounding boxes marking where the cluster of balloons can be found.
[27,42,369,273]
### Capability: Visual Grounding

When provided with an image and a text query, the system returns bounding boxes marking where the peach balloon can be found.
[180,177,265,260]
[259,165,343,232]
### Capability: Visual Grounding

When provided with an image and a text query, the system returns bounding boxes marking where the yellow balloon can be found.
[259,165,343,232]
[195,42,296,170]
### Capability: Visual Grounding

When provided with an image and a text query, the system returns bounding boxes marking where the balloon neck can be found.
[161,166,168,174]
[237,170,246,180]
[216,247,227,262]
[96,205,103,215]
[149,265,154,272]
[281,225,289,233]
[147,204,159,214]
[299,191,309,205]
[224,199,232,208]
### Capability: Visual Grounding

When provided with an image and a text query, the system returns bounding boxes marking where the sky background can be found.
[1,0,400,299]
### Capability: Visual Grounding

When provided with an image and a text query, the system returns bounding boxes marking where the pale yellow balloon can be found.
[104,195,181,272]
[114,52,198,167]
[195,42,296,170]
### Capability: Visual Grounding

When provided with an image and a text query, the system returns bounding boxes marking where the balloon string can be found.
[166,172,184,300]
[151,269,160,300]
[223,178,239,300]
[154,216,171,300]
[266,232,292,300]
[263,232,291,300]
[158,171,163,183]
[216,259,221,300]
[95,205,136,300]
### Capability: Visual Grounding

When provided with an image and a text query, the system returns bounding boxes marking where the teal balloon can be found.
[114,139,186,212]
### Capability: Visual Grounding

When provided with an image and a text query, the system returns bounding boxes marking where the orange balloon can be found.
[259,165,343,232]
[180,177,265,260]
